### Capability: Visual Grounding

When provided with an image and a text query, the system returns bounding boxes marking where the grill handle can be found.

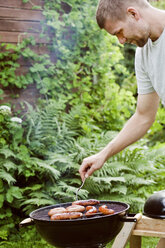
[120,213,142,222]
[19,218,34,228]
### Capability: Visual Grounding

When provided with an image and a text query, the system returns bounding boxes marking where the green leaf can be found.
[0,180,3,193]
[3,160,16,171]
[0,170,16,185]
[0,228,8,240]
[0,149,16,159]
[7,186,22,201]
[6,186,22,203]
[6,191,13,203]
[32,158,61,180]
[0,194,4,208]
[92,176,125,184]
[111,185,127,195]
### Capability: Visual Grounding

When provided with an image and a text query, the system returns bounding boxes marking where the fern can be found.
[110,185,127,195]
[0,170,16,185]
[22,198,56,212]
[63,104,92,135]
[83,177,106,195]
[21,189,57,213]
[31,157,61,181]
[45,152,78,173]
[25,102,77,156]
[6,186,22,203]
[124,175,155,186]
[95,162,133,177]
[56,181,88,201]
[2,160,17,171]
[92,176,125,185]
[0,148,16,159]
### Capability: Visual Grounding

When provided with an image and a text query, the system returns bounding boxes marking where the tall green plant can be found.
[41,0,136,130]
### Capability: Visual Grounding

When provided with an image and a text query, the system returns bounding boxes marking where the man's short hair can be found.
[96,0,149,29]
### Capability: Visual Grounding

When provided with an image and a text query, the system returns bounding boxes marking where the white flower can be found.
[0,105,11,115]
[11,117,22,124]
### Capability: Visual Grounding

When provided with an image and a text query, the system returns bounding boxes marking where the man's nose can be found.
[117,36,126,44]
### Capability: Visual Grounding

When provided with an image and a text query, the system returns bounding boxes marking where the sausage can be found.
[98,205,115,215]
[50,212,83,220]
[72,199,100,206]
[66,205,85,212]
[48,207,67,216]
[85,206,97,217]
[86,206,94,211]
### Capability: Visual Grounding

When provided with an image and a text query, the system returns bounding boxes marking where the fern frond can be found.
[98,193,145,212]
[23,184,42,192]
[124,174,155,186]
[110,185,127,195]
[1,160,17,171]
[95,162,133,177]
[32,158,61,181]
[92,176,125,184]
[22,198,55,210]
[0,170,16,185]
[63,104,85,135]
[84,177,109,195]
[21,189,57,213]
[45,152,79,173]
[57,181,88,200]
[0,149,16,159]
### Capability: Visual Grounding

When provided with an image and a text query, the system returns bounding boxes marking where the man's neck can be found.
[148,7,165,41]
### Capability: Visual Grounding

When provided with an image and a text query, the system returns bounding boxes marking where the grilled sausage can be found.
[98,205,114,215]
[72,199,100,206]
[85,206,97,217]
[50,212,83,220]
[48,207,67,216]
[86,206,93,211]
[66,205,85,212]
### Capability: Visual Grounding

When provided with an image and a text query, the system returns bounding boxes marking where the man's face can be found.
[104,16,150,47]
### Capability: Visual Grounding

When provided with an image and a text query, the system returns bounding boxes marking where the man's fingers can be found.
[79,159,91,173]
[79,159,92,181]
[85,166,96,178]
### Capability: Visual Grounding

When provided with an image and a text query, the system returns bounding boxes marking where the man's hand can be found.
[79,153,105,181]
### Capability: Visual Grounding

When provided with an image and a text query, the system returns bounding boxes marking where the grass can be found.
[0,226,160,248]
[0,237,160,248]
[107,237,159,248]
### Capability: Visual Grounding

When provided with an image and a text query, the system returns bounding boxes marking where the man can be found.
[79,0,165,181]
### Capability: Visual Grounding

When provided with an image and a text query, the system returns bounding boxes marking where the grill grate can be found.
[31,202,127,221]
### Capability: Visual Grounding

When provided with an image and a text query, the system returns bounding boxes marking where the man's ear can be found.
[127,7,140,21]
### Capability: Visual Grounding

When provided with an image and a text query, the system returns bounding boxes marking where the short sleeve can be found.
[135,48,155,94]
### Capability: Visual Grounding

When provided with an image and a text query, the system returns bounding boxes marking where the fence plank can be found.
[0,20,44,33]
[0,0,44,10]
[0,31,50,44]
[0,7,44,21]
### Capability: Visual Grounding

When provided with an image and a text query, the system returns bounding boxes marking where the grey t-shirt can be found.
[135,28,165,106]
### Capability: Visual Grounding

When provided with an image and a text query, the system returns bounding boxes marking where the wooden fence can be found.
[0,0,46,44]
[0,0,49,108]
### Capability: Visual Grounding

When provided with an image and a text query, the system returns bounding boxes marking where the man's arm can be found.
[79,91,160,181]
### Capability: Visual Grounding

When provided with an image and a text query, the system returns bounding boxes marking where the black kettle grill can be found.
[20,200,139,248]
